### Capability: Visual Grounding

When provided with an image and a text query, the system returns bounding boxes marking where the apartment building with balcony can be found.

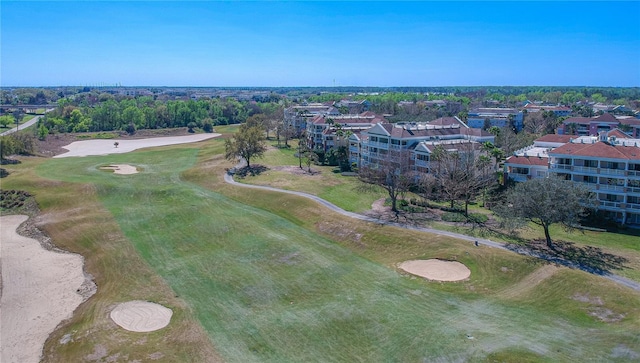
[504,134,573,182]
[547,134,640,226]
[284,103,340,136]
[306,111,388,152]
[522,103,572,117]
[354,117,494,169]
[467,108,524,132]
[557,113,621,136]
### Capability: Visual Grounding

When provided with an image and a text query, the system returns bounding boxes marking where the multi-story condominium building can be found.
[306,111,388,152]
[522,103,572,117]
[558,113,620,136]
[284,103,340,136]
[504,134,574,182]
[558,113,640,138]
[352,117,494,169]
[334,99,371,114]
[548,133,640,226]
[467,108,524,132]
[506,131,640,227]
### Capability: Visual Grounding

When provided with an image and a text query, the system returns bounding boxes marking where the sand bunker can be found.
[100,164,138,175]
[399,259,471,281]
[110,301,173,332]
[54,133,220,158]
[1,215,88,363]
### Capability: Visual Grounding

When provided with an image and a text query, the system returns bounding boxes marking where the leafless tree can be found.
[358,149,415,213]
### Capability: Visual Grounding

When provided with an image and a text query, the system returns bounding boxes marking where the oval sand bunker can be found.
[100,164,138,175]
[399,259,470,281]
[110,301,173,332]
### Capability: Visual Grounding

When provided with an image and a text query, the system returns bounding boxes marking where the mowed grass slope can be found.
[241,143,640,283]
[25,139,640,362]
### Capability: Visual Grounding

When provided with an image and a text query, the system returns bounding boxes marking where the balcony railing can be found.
[414,159,429,167]
[628,203,640,210]
[598,184,625,192]
[363,141,390,149]
[550,164,572,171]
[600,168,626,176]
[599,201,623,209]
[349,146,359,153]
[573,166,598,174]
[628,170,640,177]
[509,174,529,182]
[628,187,640,194]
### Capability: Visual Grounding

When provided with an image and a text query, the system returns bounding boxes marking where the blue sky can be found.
[2,1,639,87]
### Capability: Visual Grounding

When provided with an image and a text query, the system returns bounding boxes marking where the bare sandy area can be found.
[100,164,139,174]
[110,301,173,332]
[54,133,220,158]
[399,259,471,281]
[0,215,88,363]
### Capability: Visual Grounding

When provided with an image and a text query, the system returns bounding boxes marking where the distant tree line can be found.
[38,97,284,134]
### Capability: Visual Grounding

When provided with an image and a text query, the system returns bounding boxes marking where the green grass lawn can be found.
[240,142,640,283]
[4,138,633,362]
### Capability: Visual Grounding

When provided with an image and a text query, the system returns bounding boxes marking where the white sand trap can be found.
[399,259,471,282]
[100,164,138,174]
[54,133,220,158]
[1,215,87,363]
[110,301,173,332]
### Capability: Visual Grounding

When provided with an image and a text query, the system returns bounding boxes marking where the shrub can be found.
[441,212,488,224]
[125,123,136,135]
[441,212,468,222]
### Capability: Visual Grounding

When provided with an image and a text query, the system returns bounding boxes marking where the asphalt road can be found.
[0,115,42,136]
[224,170,640,291]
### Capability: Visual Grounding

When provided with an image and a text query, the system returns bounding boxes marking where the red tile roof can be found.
[607,129,632,139]
[549,141,640,160]
[563,113,619,125]
[427,117,464,127]
[535,134,574,143]
[619,118,640,126]
[505,155,549,166]
[311,113,387,125]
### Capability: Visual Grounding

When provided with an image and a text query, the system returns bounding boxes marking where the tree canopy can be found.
[224,124,267,168]
[495,176,595,250]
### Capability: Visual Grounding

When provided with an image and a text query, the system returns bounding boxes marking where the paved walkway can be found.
[224,170,640,291]
[0,115,43,136]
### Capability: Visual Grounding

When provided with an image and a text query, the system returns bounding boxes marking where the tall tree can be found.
[224,124,267,168]
[495,177,595,250]
[430,145,467,209]
[12,109,24,130]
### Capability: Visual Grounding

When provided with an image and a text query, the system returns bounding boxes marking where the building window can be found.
[585,160,598,168]
[511,167,529,175]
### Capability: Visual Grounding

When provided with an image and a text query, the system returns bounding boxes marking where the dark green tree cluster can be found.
[0,133,35,160]
[39,97,256,134]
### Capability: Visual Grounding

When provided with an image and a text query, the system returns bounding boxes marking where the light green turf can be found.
[31,142,640,363]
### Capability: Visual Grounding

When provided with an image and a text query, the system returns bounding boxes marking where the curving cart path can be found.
[224,171,640,292]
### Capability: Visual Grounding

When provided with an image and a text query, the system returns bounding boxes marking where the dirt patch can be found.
[271,165,321,176]
[497,264,559,299]
[572,292,625,323]
[316,220,364,247]
[589,307,625,323]
[85,344,108,361]
[399,259,471,282]
[572,292,604,305]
